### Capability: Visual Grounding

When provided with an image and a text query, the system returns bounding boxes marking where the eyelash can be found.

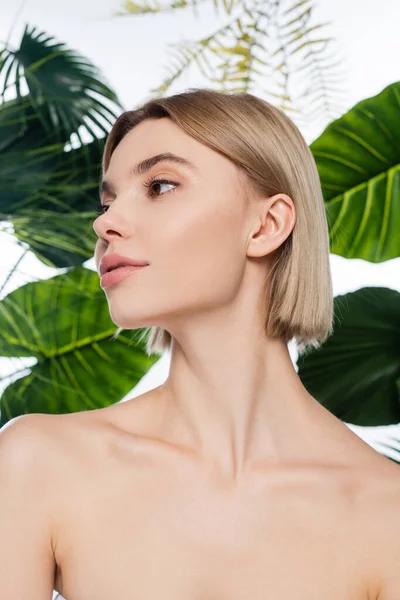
[94,176,179,215]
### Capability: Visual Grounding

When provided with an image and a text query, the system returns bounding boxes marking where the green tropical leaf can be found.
[0,135,103,267]
[1,24,122,143]
[297,287,400,428]
[310,81,400,262]
[0,26,121,267]
[0,266,158,426]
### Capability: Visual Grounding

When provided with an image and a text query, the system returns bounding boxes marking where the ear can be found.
[246,193,296,259]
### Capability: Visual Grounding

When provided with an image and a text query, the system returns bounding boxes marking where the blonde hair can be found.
[103,87,334,358]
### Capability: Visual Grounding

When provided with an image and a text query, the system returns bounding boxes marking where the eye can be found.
[143,176,179,198]
[94,176,180,216]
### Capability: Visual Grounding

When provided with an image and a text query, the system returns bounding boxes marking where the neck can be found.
[156,325,321,482]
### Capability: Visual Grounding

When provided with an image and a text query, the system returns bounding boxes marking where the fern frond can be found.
[115,0,213,16]
[116,0,348,131]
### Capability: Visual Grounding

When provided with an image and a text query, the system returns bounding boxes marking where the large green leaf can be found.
[2,138,103,267]
[297,287,400,428]
[0,26,122,267]
[0,266,159,426]
[311,81,400,262]
[0,97,59,207]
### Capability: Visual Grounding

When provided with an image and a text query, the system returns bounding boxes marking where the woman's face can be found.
[93,117,255,331]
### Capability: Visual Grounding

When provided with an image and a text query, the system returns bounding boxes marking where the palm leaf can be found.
[0,24,122,144]
[0,26,122,268]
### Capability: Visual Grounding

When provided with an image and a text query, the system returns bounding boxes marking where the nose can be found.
[93,206,128,241]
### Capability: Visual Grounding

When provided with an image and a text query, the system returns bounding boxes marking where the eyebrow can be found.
[98,152,197,199]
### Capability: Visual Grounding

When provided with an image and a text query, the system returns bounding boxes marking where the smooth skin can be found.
[1,117,399,599]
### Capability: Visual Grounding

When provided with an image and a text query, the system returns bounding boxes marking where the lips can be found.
[99,252,149,277]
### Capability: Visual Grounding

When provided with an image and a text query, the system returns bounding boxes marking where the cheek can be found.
[156,198,246,300]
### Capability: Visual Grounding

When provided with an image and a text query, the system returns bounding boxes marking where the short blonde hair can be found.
[103,87,334,358]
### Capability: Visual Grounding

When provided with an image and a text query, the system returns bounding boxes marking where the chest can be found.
[54,460,369,600]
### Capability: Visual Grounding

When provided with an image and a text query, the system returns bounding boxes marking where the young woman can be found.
[1,88,399,600]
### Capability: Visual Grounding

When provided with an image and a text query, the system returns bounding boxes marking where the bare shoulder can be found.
[354,452,400,600]
[374,460,400,600]
[0,412,62,464]
[0,409,113,492]
[0,409,106,452]
[0,411,113,598]
[0,397,150,473]
[312,416,400,600]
